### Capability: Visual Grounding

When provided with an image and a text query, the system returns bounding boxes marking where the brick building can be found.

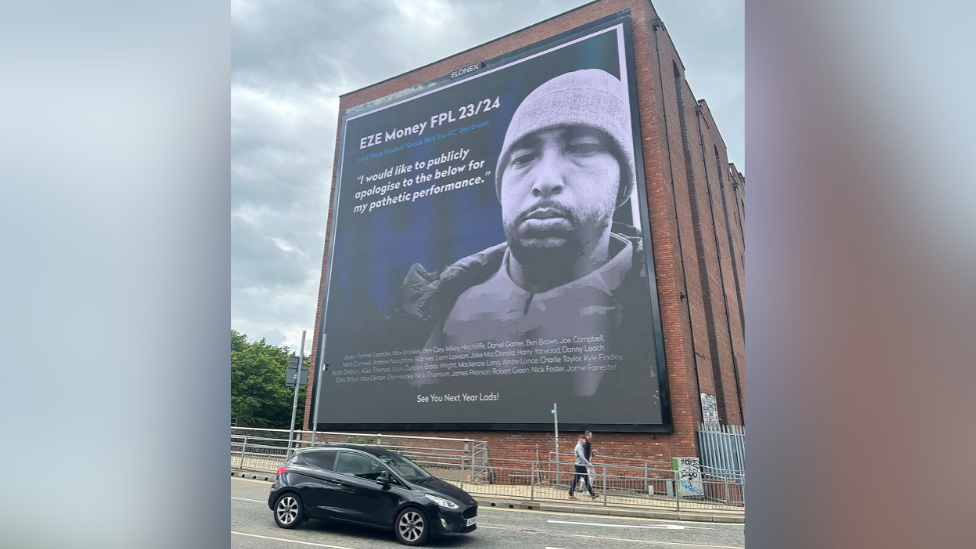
[304,0,744,468]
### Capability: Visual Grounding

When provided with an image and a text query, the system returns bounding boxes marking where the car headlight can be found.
[424,494,459,509]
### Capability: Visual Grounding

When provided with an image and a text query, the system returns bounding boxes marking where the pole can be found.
[644,461,649,495]
[552,403,559,487]
[535,444,541,485]
[674,468,681,512]
[530,461,535,501]
[310,334,326,447]
[286,331,306,459]
[239,436,248,471]
[602,465,607,506]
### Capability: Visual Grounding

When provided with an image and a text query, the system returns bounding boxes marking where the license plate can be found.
[466,517,477,527]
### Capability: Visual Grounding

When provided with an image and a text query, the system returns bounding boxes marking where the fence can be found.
[548,451,672,477]
[231,427,486,480]
[231,427,744,513]
[450,456,743,512]
[697,423,745,474]
[697,422,745,504]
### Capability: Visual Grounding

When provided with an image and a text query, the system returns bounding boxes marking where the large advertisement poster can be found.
[316,13,670,431]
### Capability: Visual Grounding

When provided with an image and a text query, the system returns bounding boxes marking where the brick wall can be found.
[728,162,746,332]
[304,0,744,463]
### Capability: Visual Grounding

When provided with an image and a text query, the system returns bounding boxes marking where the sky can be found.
[231,0,744,354]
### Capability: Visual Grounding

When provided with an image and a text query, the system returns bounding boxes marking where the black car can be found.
[268,444,478,546]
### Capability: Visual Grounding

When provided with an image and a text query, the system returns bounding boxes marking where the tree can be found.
[231,329,307,429]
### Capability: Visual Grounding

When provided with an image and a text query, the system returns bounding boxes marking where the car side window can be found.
[335,451,386,481]
[302,450,337,471]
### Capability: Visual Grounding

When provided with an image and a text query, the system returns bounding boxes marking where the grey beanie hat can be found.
[495,69,636,208]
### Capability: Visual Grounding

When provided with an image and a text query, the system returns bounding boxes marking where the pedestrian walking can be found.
[569,434,599,500]
[584,431,597,491]
[577,430,594,493]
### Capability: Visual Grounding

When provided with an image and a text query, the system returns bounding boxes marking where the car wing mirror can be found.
[376,471,392,486]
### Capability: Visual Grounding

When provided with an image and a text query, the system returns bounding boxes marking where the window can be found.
[302,449,338,471]
[375,452,432,482]
[335,451,387,480]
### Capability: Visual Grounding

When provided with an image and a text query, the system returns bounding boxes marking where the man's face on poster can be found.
[500,125,620,263]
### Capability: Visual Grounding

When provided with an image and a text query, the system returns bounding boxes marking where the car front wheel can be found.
[273,493,304,529]
[394,507,429,546]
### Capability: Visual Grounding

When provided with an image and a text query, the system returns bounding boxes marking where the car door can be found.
[292,449,342,519]
[331,451,404,526]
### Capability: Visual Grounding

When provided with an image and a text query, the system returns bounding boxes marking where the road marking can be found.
[232,497,265,503]
[471,524,743,548]
[547,519,713,530]
[231,531,355,549]
[569,534,743,548]
[480,506,738,526]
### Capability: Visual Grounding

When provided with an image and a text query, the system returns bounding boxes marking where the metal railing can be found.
[697,423,745,476]
[547,451,673,484]
[697,423,745,503]
[231,428,744,513]
[452,457,744,512]
[548,450,671,467]
[231,427,485,477]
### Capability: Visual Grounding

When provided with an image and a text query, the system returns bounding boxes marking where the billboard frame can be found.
[312,10,673,434]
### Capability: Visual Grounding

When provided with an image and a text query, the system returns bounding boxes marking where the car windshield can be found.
[375,452,433,482]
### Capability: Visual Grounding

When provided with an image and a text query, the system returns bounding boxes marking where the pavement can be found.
[233,477,745,549]
[232,470,745,525]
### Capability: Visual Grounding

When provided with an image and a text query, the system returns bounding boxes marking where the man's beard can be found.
[504,201,604,274]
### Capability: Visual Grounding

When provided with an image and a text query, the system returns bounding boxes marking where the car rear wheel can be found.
[394,507,429,546]
[273,493,304,529]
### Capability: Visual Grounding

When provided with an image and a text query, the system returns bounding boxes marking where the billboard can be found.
[315,12,670,431]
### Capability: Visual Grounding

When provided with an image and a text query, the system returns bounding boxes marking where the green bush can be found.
[345,435,377,445]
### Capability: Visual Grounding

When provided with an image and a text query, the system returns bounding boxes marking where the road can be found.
[232,477,745,549]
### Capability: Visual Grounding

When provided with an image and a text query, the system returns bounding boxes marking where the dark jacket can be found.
[380,223,648,351]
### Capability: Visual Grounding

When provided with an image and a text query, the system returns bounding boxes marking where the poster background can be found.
[315,13,671,431]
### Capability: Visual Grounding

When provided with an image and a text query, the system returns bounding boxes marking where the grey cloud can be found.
[232,0,590,95]
[231,214,308,289]
[263,328,288,347]
[232,0,373,92]
[654,0,745,170]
